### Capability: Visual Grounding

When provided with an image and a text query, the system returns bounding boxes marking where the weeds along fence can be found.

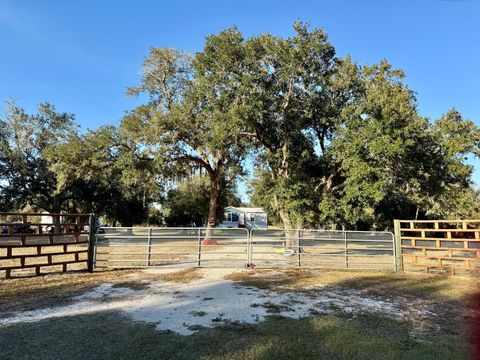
[394,219,480,275]
[93,227,395,271]
[0,213,93,279]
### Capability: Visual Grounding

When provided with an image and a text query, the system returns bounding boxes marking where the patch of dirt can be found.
[0,269,445,337]
[224,269,309,289]
[225,269,480,339]
[112,281,150,291]
[150,268,202,283]
[189,311,207,317]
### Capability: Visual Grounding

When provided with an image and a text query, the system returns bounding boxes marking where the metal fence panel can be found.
[93,227,395,271]
[249,229,395,270]
[94,227,250,269]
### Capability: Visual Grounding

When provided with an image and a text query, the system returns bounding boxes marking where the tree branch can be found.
[177,154,214,175]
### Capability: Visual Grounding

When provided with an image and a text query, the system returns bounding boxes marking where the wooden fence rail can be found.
[0,213,93,279]
[394,219,480,275]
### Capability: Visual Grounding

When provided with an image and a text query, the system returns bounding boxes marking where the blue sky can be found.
[1,0,479,198]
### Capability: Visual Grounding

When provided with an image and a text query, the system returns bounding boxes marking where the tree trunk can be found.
[52,196,63,234]
[203,173,219,245]
[279,207,298,250]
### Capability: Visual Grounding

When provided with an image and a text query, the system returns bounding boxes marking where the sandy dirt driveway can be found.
[0,268,450,336]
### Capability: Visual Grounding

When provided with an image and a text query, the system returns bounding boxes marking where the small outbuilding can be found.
[219,206,268,230]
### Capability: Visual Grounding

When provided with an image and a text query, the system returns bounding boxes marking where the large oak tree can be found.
[125,30,249,234]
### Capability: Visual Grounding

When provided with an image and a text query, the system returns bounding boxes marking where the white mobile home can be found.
[219,206,267,229]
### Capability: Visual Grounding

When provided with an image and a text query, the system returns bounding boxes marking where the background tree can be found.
[0,101,77,212]
[163,175,241,226]
[45,125,161,225]
[2,24,479,232]
[245,24,480,230]
[0,101,160,225]
[319,62,480,229]
[240,22,337,231]
[424,108,480,219]
[239,22,364,234]
[125,30,249,235]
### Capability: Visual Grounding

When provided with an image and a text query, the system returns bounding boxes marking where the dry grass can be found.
[224,268,480,301]
[147,267,202,283]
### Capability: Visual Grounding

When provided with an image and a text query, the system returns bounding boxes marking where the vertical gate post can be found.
[248,229,250,267]
[87,213,96,272]
[393,220,403,272]
[146,227,153,266]
[197,228,202,267]
[344,231,349,269]
[246,229,254,268]
[297,230,302,267]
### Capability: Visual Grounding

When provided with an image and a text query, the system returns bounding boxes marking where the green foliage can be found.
[244,24,480,230]
[0,101,76,212]
[44,124,161,225]
[0,101,160,225]
[431,108,480,182]
[248,169,280,225]
[239,22,339,229]
[322,62,480,229]
[124,30,250,226]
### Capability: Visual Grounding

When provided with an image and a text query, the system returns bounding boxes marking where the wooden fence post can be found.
[393,219,403,272]
[87,213,96,272]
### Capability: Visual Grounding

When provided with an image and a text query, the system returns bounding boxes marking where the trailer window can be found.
[224,212,238,222]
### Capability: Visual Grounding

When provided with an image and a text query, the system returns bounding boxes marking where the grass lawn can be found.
[0,311,466,360]
[0,269,479,360]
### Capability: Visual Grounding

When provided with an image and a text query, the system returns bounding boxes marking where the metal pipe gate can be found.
[250,229,395,271]
[94,227,250,269]
[93,227,395,271]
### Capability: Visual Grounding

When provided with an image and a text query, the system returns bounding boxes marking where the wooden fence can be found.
[394,219,480,275]
[0,213,93,279]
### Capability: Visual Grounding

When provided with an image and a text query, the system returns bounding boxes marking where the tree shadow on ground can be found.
[0,310,468,360]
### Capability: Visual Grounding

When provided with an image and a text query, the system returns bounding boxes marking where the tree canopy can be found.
[0,101,76,212]
[1,22,479,230]
[242,23,480,230]
[0,102,160,225]
[122,30,250,228]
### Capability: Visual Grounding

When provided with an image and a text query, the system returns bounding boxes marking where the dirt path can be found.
[0,268,442,336]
